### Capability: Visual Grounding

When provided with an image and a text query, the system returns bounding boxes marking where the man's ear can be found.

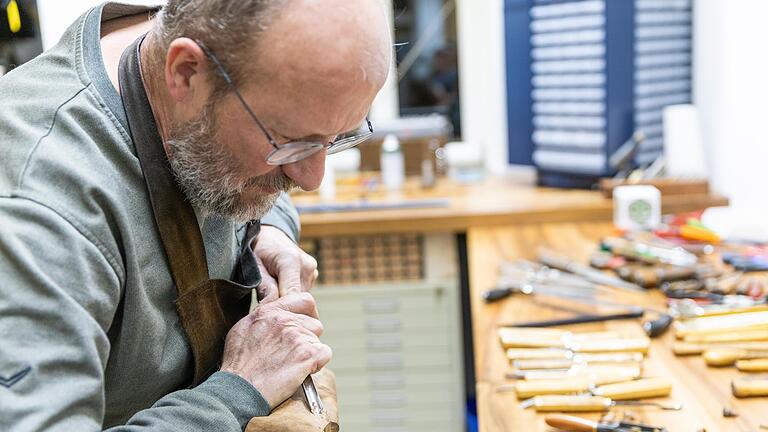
[164,37,208,102]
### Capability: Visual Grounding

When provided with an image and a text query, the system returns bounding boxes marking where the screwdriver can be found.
[520,394,682,412]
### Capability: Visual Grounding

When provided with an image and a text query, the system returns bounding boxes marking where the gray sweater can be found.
[0,3,300,431]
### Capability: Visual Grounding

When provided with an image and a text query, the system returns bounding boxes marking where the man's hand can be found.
[220,292,332,408]
[253,225,318,302]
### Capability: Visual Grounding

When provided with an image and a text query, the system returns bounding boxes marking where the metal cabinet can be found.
[314,280,465,432]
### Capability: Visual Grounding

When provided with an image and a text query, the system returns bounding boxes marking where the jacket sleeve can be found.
[259,192,301,242]
[0,197,270,432]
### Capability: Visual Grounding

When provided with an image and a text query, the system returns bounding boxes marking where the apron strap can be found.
[118,35,261,385]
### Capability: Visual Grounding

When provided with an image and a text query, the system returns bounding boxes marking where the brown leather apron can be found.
[118,35,261,386]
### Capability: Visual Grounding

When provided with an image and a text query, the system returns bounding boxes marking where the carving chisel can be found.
[301,375,324,415]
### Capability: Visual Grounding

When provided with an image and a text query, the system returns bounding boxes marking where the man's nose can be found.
[282,149,326,191]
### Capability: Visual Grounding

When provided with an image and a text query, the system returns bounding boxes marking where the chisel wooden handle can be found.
[703,349,750,367]
[736,358,768,372]
[574,338,650,354]
[732,378,768,398]
[515,377,590,399]
[545,414,599,431]
[506,348,569,360]
[674,341,768,356]
[592,377,672,400]
[530,395,612,412]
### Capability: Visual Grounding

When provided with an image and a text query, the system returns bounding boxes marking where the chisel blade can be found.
[302,375,324,415]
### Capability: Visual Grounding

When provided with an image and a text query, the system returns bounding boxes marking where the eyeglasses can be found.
[196,40,374,165]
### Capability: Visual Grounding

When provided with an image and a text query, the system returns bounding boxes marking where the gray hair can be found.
[152,0,289,96]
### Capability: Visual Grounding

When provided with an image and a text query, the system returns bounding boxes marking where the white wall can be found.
[38,0,163,50]
[456,0,510,175]
[694,0,768,212]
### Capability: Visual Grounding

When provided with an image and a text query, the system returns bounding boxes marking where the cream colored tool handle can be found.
[592,377,672,400]
[515,377,590,399]
[545,414,598,432]
[736,358,768,372]
[703,349,750,367]
[531,395,612,412]
[573,338,650,354]
[674,341,768,356]
[732,378,768,398]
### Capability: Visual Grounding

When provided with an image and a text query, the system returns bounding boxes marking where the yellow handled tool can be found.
[673,341,768,356]
[703,348,768,367]
[512,352,644,370]
[509,365,642,383]
[520,395,681,412]
[591,377,672,400]
[736,358,768,372]
[5,0,20,33]
[732,377,768,398]
[515,376,670,399]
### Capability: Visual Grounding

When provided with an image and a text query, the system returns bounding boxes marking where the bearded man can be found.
[0,0,391,430]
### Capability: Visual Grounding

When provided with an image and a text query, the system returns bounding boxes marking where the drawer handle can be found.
[364,298,401,313]
[369,374,405,388]
[367,338,402,351]
[367,355,403,370]
[370,393,407,408]
[370,413,407,426]
[366,318,401,333]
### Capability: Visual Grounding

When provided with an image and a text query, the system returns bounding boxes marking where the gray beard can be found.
[166,102,296,223]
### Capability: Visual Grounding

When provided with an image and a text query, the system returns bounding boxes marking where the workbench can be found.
[468,223,768,432]
[293,177,737,431]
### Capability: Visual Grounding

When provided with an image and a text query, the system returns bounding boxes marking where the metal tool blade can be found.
[302,375,324,415]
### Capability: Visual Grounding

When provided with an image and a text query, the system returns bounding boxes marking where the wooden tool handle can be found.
[703,349,748,367]
[545,414,598,431]
[532,395,611,412]
[736,358,768,372]
[593,377,672,400]
[732,378,768,398]
[515,377,590,399]
[575,338,650,354]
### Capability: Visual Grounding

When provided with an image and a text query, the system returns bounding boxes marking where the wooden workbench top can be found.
[468,222,768,432]
[293,177,728,237]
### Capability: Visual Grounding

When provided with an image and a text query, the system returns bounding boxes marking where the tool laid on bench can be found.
[545,414,668,432]
[520,394,681,412]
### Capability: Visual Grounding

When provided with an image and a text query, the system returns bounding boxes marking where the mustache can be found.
[243,172,298,193]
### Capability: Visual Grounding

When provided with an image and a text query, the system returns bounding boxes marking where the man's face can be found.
[166,97,298,223]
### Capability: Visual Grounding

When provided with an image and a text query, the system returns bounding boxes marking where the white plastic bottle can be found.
[380,133,405,191]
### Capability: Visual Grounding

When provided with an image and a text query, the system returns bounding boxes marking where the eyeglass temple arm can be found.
[194,39,279,149]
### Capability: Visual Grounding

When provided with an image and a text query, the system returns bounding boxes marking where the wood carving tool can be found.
[732,376,768,398]
[515,376,671,399]
[736,358,768,372]
[507,310,645,328]
[683,328,768,343]
[498,328,622,349]
[618,265,695,288]
[673,341,768,356]
[520,395,682,412]
[507,365,642,384]
[538,248,644,292]
[506,338,650,361]
[545,414,668,432]
[703,348,768,367]
[674,310,768,339]
[600,236,698,267]
[301,375,324,415]
[511,353,644,370]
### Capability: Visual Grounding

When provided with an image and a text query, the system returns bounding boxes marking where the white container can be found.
[663,104,707,178]
[380,134,405,191]
[613,185,661,231]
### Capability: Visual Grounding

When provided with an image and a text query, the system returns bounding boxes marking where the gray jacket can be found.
[0,3,299,431]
